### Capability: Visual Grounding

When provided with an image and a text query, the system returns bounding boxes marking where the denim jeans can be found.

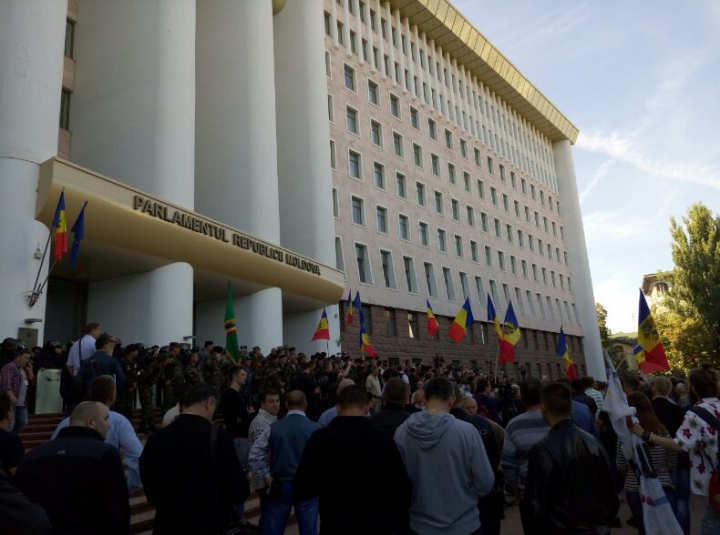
[701,504,720,535]
[11,406,28,434]
[626,486,678,535]
[259,481,317,535]
[233,437,249,519]
[671,468,691,534]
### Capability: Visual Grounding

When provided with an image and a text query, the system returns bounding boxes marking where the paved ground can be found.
[285,493,707,534]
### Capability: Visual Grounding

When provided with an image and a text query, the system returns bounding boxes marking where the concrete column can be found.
[0,0,67,343]
[274,0,338,350]
[385,2,395,85]
[374,0,385,78]
[72,0,195,344]
[330,0,339,49]
[195,0,283,346]
[552,140,604,379]
[395,10,406,93]
[87,264,193,346]
[342,0,351,57]
[363,0,374,72]
[352,0,363,65]
[405,18,415,98]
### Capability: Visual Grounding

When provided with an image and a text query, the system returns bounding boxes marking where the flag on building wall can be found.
[359,322,377,358]
[449,298,474,343]
[499,301,521,364]
[635,290,670,373]
[51,191,68,261]
[354,291,363,324]
[345,290,354,326]
[426,300,439,337]
[312,309,330,341]
[557,326,577,379]
[487,294,503,343]
[224,282,240,364]
[68,201,87,268]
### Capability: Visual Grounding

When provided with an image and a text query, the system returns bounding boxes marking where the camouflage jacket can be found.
[184,362,203,386]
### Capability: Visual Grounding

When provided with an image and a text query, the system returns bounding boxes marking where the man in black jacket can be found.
[15,401,130,535]
[76,334,125,399]
[370,378,410,435]
[294,384,412,535]
[522,383,618,535]
[140,383,249,535]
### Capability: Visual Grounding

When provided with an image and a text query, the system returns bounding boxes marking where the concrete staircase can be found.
[19,410,294,534]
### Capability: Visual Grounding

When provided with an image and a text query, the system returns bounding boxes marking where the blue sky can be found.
[457,0,720,333]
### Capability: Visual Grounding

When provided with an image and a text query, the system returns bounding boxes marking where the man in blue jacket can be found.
[395,377,495,535]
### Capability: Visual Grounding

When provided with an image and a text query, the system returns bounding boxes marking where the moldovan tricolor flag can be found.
[345,291,354,326]
[426,300,439,337]
[499,301,521,365]
[635,290,670,373]
[52,191,68,261]
[359,322,378,358]
[556,326,577,379]
[448,298,474,343]
[487,294,503,343]
[312,309,330,341]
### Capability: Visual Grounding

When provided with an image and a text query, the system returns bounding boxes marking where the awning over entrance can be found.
[36,158,345,310]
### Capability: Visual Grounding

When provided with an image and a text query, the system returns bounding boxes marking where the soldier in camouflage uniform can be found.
[184,350,203,386]
[117,344,140,420]
[138,347,164,433]
[202,346,228,392]
[161,343,185,412]
[282,351,299,389]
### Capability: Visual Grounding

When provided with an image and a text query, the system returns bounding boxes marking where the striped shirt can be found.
[501,410,549,491]
[617,431,677,491]
[585,388,604,418]
[248,409,277,490]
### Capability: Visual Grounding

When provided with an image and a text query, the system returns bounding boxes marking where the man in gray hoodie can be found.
[395,377,495,535]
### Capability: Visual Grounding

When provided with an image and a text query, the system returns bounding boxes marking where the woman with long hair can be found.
[617,392,678,534]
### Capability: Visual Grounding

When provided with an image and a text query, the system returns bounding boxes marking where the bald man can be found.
[318,378,355,427]
[15,402,130,535]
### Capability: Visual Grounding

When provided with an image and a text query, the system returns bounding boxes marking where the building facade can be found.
[0,0,603,378]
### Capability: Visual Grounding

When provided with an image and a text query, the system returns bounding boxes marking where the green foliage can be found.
[595,302,611,348]
[665,203,720,367]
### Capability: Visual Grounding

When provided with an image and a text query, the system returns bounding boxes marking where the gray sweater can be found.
[394,411,495,535]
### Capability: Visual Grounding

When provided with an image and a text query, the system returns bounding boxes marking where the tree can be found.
[655,305,714,374]
[595,302,611,348]
[667,203,720,365]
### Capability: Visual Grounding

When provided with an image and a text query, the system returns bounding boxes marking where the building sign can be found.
[133,195,321,275]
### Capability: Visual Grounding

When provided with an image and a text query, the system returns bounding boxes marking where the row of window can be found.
[345,241,577,325]
[324,4,558,192]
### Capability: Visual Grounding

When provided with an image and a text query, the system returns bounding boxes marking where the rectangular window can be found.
[419,222,429,247]
[542,267,547,285]
[380,250,396,289]
[526,290,536,316]
[443,267,456,301]
[481,212,488,232]
[494,218,501,238]
[521,178,527,194]
[355,244,371,283]
[437,229,447,253]
[424,263,438,297]
[370,120,383,146]
[470,240,479,262]
[510,171,517,188]
[529,234,535,252]
[536,293,546,320]
[384,308,397,336]
[467,206,475,227]
[434,191,444,214]
[344,65,356,90]
[60,90,71,130]
[368,80,380,105]
[474,148,482,167]
[514,287,526,314]
[460,272,470,300]
[499,164,506,182]
[348,150,362,179]
[403,257,418,293]
[491,187,498,206]
[431,154,440,176]
[410,107,419,129]
[332,188,339,218]
[546,296,556,321]
[556,298,564,322]
[532,263,538,282]
[351,197,365,225]
[485,246,492,267]
[428,118,437,140]
[489,279,500,307]
[478,180,485,200]
[396,173,407,198]
[346,106,359,134]
[487,156,494,174]
[408,312,420,338]
[373,162,385,189]
[445,129,453,150]
[506,224,513,243]
[329,140,336,168]
[65,20,75,58]
[376,206,388,233]
[464,172,471,192]
[413,143,423,167]
[416,182,426,207]
[398,214,410,240]
[447,163,456,185]
[525,206,530,222]
[510,255,517,274]
[460,139,468,159]
[521,260,528,278]
[454,235,463,257]
[390,94,401,118]
[327,95,334,121]
[393,132,404,157]
[514,200,520,218]
[498,251,506,271]
[451,199,460,221]
[531,184,537,200]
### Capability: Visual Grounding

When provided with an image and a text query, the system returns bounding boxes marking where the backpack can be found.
[689,406,720,514]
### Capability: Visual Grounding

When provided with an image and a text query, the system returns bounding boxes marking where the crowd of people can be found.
[1,324,719,535]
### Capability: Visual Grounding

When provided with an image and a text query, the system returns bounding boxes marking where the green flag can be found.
[224,281,240,364]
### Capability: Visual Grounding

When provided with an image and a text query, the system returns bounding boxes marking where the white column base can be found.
[87,263,193,346]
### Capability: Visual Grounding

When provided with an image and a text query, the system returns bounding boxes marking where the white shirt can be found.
[162,404,181,427]
[67,334,98,376]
